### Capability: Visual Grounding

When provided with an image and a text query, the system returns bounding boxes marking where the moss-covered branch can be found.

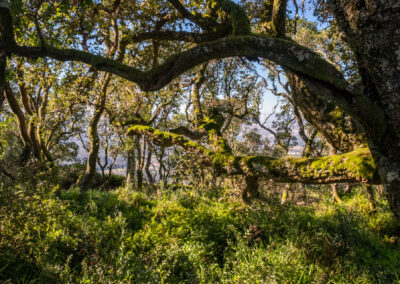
[242,147,378,184]
[122,31,220,44]
[0,7,355,92]
[128,125,379,184]
[169,126,206,140]
[271,0,288,36]
[127,125,215,161]
[167,0,220,31]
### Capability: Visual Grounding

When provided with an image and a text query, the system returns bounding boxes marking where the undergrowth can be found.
[0,184,399,283]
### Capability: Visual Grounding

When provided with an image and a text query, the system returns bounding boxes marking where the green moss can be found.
[209,152,231,168]
[329,107,343,124]
[200,115,224,132]
[214,0,251,36]
[292,147,377,182]
[129,125,216,159]
[237,148,377,183]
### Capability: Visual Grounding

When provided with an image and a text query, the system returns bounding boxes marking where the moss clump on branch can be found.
[275,147,378,183]
[199,117,221,132]
[128,125,235,171]
[128,125,213,156]
[213,0,251,36]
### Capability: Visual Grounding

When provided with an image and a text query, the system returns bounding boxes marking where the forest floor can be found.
[1,183,400,283]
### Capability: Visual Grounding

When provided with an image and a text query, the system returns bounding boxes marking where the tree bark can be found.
[125,149,136,188]
[330,184,343,203]
[145,142,154,186]
[79,74,110,191]
[3,83,36,164]
[136,135,144,190]
[287,71,366,152]
[326,0,400,218]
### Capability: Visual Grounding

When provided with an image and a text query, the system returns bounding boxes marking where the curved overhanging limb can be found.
[128,125,379,185]
[2,37,350,96]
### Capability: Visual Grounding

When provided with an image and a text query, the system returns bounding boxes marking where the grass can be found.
[0,184,399,283]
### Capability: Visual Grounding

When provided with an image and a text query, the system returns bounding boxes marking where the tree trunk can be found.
[137,169,143,190]
[365,185,377,213]
[145,144,154,186]
[107,152,118,181]
[80,74,110,191]
[327,0,400,218]
[36,88,53,163]
[79,126,100,191]
[157,147,165,183]
[286,71,366,152]
[97,140,109,184]
[125,149,136,188]
[3,83,35,164]
[330,184,343,204]
[136,135,144,190]
[242,175,260,203]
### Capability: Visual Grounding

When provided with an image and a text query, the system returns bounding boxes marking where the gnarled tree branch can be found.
[128,125,379,184]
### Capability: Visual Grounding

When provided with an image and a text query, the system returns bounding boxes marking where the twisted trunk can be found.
[136,135,144,190]
[79,74,110,191]
[125,149,136,187]
[145,142,154,186]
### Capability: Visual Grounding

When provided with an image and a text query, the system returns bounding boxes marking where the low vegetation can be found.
[1,183,399,283]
